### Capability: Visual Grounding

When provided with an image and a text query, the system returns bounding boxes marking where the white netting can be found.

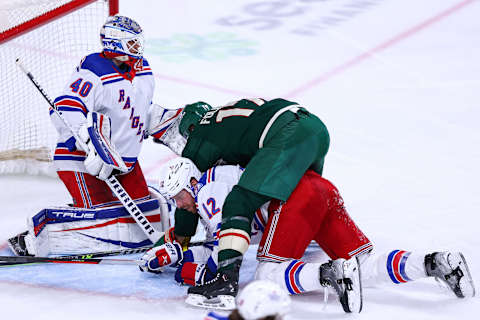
[0,0,113,175]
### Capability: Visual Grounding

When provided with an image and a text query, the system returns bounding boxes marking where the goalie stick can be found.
[15,58,163,243]
[0,240,210,267]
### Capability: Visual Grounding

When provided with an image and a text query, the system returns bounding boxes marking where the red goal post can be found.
[0,0,119,175]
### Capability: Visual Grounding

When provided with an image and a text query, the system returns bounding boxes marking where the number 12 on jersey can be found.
[202,197,221,219]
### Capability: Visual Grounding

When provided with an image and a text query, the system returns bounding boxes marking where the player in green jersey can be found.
[153,97,330,304]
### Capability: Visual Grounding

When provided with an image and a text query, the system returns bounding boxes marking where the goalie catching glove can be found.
[147,102,212,155]
[77,112,128,180]
[139,241,183,274]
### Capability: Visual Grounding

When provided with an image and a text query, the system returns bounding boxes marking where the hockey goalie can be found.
[7,15,176,256]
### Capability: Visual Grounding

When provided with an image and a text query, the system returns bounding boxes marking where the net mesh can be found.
[0,0,112,175]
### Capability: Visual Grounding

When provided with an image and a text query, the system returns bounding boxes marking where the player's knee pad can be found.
[25,195,168,256]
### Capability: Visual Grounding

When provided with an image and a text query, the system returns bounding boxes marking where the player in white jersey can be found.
[7,15,171,256]
[140,157,475,312]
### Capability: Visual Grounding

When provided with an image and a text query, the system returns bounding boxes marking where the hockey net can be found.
[0,0,118,175]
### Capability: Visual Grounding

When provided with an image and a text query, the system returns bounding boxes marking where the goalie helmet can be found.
[158,157,202,200]
[100,15,144,61]
[236,280,291,320]
[179,101,213,138]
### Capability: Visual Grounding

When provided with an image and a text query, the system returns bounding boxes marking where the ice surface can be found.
[1,0,479,319]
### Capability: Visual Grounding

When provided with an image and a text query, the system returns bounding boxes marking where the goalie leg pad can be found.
[25,198,163,256]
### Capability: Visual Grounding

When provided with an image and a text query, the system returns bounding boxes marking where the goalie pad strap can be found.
[218,228,250,255]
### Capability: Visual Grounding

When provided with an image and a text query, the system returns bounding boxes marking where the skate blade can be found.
[456,253,476,298]
[185,294,236,310]
[342,257,363,313]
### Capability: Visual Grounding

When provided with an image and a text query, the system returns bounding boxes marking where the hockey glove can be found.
[77,112,128,180]
[139,241,183,274]
[174,247,217,285]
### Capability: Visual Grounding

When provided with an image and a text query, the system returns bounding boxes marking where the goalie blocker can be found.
[9,187,171,256]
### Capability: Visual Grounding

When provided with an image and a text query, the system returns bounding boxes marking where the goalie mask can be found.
[236,280,291,320]
[158,157,202,201]
[100,15,144,64]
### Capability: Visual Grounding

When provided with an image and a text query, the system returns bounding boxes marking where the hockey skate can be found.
[7,231,32,256]
[185,261,240,310]
[425,252,475,298]
[319,257,362,313]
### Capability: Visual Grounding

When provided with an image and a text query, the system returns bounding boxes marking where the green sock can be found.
[218,249,243,271]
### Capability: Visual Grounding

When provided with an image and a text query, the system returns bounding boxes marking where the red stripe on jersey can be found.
[255,209,267,226]
[137,67,152,73]
[208,168,212,183]
[55,148,86,156]
[56,98,88,114]
[101,74,123,81]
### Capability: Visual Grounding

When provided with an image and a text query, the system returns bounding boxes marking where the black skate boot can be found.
[185,260,240,310]
[319,257,362,313]
[7,231,32,256]
[425,252,475,298]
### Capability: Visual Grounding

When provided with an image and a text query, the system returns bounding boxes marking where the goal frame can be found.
[0,0,119,45]
[0,0,119,175]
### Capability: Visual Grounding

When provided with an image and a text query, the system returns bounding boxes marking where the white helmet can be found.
[158,157,202,200]
[100,15,144,60]
[236,280,291,320]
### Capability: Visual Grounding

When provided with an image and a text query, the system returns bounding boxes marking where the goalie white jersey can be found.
[50,53,154,172]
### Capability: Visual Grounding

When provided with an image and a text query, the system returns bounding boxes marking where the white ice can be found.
[0,0,479,319]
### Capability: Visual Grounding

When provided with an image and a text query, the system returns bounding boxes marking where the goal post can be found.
[0,0,119,175]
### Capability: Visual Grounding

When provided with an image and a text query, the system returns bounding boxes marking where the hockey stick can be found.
[0,255,142,267]
[16,58,162,243]
[47,246,152,260]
